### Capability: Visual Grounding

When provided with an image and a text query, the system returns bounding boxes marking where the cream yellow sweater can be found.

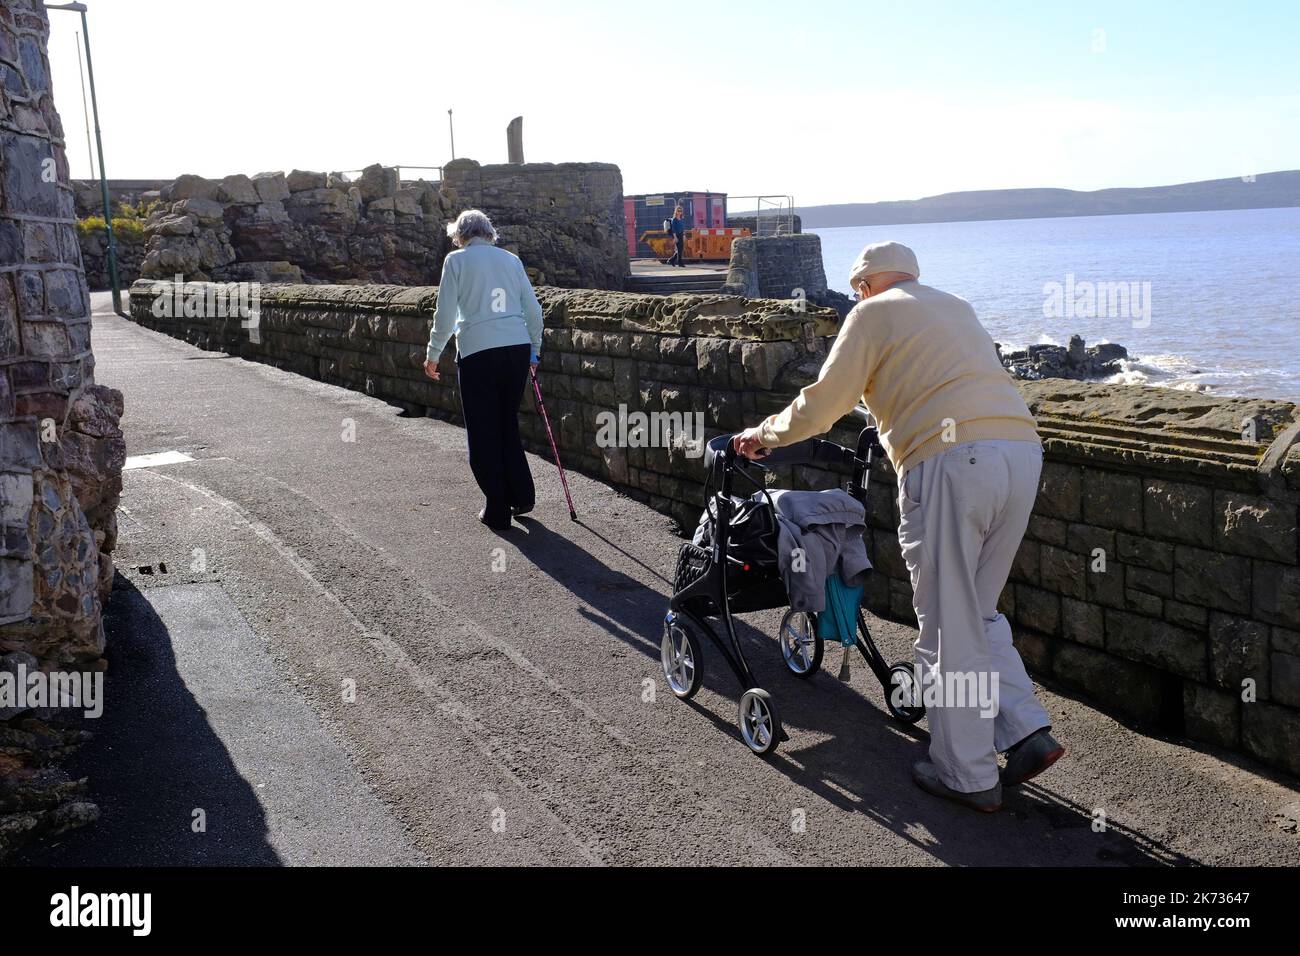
[758,280,1039,474]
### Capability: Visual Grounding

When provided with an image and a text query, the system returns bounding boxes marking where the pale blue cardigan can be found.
[426,238,544,363]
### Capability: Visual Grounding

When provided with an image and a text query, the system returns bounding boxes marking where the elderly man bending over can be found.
[734,241,1065,812]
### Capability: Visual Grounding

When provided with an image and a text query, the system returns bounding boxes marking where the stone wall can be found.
[125,278,1300,776]
[137,164,457,286]
[78,221,145,290]
[442,159,628,291]
[129,159,632,292]
[1,0,125,858]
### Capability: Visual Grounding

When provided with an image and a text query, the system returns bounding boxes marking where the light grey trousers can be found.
[897,439,1050,792]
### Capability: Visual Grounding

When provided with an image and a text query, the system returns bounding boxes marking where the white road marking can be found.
[124,450,195,470]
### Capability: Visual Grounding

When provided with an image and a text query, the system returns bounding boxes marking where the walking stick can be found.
[530,366,577,521]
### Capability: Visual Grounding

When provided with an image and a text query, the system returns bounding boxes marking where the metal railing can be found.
[725,195,797,236]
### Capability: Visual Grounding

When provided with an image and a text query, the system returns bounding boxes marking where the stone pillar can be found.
[721,236,759,298]
[0,0,125,859]
[507,116,524,164]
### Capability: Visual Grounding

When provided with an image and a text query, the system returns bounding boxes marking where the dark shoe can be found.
[1001,728,1065,786]
[477,507,511,531]
[510,503,534,517]
[912,761,1002,812]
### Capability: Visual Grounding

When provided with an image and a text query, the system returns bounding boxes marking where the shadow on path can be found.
[15,575,280,866]
[511,515,1198,867]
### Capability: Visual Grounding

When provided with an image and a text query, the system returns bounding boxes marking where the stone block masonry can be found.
[1,0,126,858]
[442,159,628,291]
[128,278,1300,778]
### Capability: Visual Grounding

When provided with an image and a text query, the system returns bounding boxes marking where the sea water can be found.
[811,206,1300,401]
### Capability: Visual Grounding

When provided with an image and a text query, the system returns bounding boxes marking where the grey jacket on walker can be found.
[694,489,872,613]
[667,409,924,756]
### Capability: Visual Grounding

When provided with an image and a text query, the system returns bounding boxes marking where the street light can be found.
[44,2,123,316]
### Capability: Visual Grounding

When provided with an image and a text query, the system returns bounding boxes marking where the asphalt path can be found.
[20,294,1300,866]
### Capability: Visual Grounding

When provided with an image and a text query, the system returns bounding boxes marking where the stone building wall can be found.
[441,159,628,290]
[126,278,1300,777]
[1,0,126,858]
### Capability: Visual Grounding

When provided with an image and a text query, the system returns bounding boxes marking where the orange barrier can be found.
[638,227,751,262]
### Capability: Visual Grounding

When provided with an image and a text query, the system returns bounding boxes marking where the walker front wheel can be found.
[662,616,703,699]
[738,688,781,756]
[885,661,925,724]
[779,609,823,678]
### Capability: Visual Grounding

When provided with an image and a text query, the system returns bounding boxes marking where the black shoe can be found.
[510,504,534,517]
[477,508,511,531]
[1000,728,1065,786]
[911,761,1002,812]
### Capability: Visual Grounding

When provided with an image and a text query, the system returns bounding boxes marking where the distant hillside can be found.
[794,170,1300,228]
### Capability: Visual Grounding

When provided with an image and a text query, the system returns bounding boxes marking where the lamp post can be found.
[44,2,123,316]
[447,108,455,160]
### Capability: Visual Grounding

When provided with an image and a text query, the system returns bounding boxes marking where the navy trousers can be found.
[669,234,685,266]
[456,343,535,525]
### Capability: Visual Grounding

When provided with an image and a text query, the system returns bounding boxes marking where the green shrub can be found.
[112,218,145,242]
[76,215,145,243]
[115,199,161,219]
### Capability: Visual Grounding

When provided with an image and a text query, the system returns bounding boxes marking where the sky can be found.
[45,0,1300,207]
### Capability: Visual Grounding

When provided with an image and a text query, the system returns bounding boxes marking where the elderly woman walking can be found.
[424,210,544,531]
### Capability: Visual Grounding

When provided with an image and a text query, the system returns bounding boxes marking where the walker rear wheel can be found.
[779,609,823,677]
[738,688,781,756]
[662,616,703,699]
[885,661,925,724]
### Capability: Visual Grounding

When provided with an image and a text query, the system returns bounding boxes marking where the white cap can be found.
[848,241,920,289]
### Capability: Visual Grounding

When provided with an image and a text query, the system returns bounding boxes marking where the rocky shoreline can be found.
[998,334,1128,382]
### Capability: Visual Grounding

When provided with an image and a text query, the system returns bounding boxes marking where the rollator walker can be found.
[663,405,924,756]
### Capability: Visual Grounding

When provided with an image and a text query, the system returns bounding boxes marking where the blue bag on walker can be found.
[818,572,862,647]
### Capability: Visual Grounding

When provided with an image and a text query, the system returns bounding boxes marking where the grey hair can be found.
[447,209,497,247]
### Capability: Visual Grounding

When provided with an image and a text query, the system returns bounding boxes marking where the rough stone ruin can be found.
[1,0,125,858]
[138,164,457,286]
[122,158,632,294]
